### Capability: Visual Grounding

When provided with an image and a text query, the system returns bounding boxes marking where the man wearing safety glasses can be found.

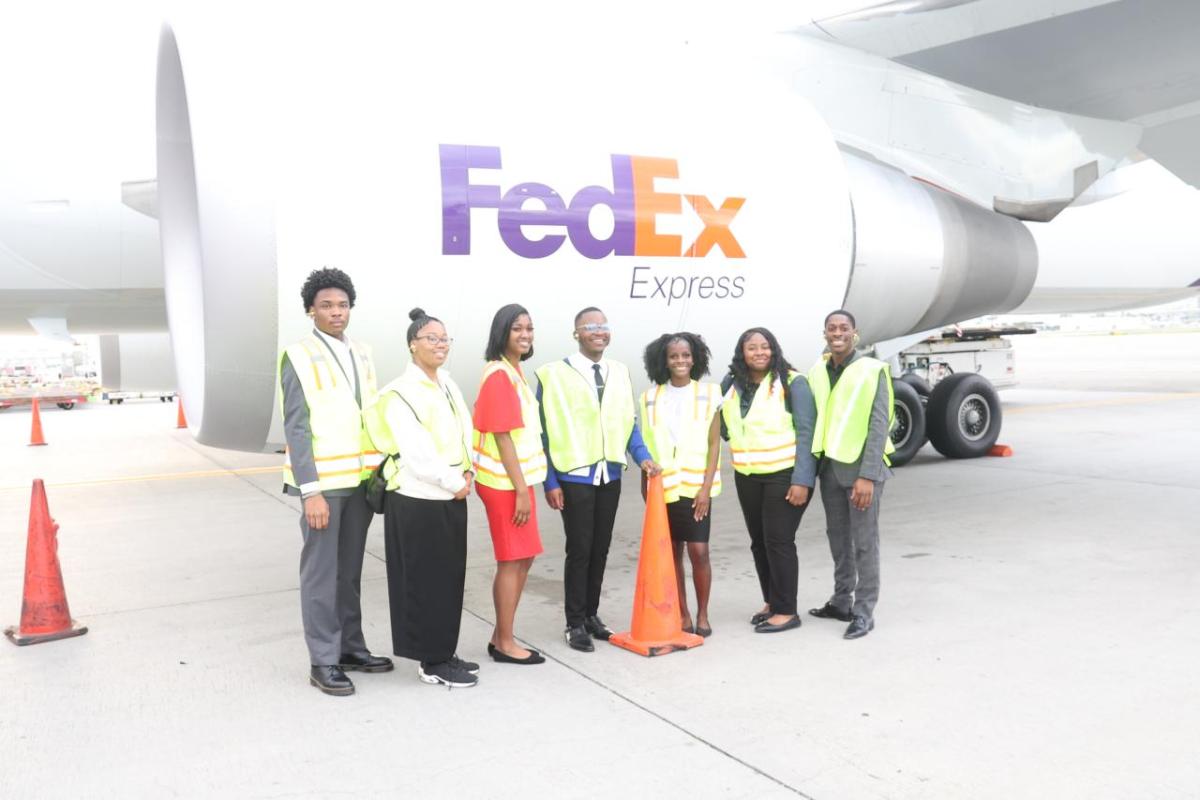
[536,307,661,652]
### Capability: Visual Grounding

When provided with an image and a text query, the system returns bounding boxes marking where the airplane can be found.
[3,1,1199,466]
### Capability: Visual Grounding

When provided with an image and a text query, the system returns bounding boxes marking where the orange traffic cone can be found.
[28,397,47,446]
[609,474,704,657]
[176,396,187,429]
[5,480,88,645]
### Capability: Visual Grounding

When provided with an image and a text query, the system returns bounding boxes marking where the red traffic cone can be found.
[4,480,88,646]
[28,397,48,446]
[176,396,187,429]
[609,474,704,657]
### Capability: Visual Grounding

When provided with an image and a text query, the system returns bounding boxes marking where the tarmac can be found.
[2,330,1198,799]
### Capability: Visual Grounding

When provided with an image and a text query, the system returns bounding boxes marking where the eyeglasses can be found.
[417,335,453,346]
[576,323,611,334]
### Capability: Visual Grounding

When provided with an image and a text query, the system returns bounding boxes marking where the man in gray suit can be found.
[806,310,894,640]
[280,267,393,694]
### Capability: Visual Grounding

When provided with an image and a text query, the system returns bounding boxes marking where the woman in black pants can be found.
[368,308,479,686]
[720,327,818,633]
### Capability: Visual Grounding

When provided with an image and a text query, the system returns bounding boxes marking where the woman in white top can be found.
[639,332,723,637]
[369,308,478,688]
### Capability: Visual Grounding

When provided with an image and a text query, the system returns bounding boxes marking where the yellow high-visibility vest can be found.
[280,334,381,491]
[722,371,798,475]
[365,368,473,493]
[535,359,635,473]
[472,359,548,490]
[639,381,723,504]
[807,355,895,465]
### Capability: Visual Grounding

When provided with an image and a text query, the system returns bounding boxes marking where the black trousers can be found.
[383,492,467,664]
[733,470,808,616]
[559,479,622,627]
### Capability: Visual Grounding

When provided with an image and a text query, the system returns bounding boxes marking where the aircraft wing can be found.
[797,0,1200,185]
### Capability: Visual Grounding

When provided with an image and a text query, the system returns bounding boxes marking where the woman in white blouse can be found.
[638,332,723,637]
[368,308,479,688]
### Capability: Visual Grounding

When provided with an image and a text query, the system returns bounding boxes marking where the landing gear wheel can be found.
[889,380,926,467]
[56,402,75,410]
[926,373,1002,458]
[898,373,932,400]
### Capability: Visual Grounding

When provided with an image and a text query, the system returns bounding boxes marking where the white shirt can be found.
[382,363,473,501]
[313,328,359,402]
[659,382,693,449]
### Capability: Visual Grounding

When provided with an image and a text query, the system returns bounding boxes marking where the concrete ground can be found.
[1,331,1198,799]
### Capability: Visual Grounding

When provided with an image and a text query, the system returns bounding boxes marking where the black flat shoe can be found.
[339,652,395,673]
[749,611,770,626]
[310,665,355,696]
[696,625,712,638]
[488,643,545,664]
[754,616,802,634]
[808,602,853,622]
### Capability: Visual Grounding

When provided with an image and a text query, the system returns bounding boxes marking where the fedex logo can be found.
[440,144,745,260]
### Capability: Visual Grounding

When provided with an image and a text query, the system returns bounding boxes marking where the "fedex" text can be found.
[440,144,746,260]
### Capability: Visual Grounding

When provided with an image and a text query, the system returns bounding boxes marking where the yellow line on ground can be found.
[1006,392,1200,415]
[0,465,281,491]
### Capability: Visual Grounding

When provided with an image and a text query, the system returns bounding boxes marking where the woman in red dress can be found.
[472,304,548,665]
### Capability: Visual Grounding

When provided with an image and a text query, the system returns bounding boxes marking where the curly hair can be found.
[300,267,356,312]
[484,303,534,362]
[727,327,793,396]
[643,332,711,385]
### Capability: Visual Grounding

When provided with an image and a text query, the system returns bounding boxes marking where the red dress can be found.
[473,367,543,562]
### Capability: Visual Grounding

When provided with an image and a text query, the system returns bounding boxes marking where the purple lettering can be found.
[440,144,502,255]
[498,182,567,258]
[564,155,636,259]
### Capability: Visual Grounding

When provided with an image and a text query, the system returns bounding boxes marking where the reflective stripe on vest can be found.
[807,355,895,465]
[721,371,797,475]
[472,359,548,490]
[280,335,380,490]
[535,359,635,474]
[639,382,723,504]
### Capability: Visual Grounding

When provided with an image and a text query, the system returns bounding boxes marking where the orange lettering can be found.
[631,156,681,257]
[683,195,745,258]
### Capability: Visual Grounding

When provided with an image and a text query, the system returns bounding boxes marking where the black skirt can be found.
[383,492,467,663]
[666,497,712,543]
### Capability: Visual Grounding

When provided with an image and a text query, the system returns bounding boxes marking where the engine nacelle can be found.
[840,151,1038,344]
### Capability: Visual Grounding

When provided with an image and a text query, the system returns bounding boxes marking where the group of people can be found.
[281,267,894,696]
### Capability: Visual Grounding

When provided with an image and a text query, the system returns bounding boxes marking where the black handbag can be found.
[365,453,395,515]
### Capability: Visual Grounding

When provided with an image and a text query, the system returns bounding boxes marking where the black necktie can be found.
[593,363,605,404]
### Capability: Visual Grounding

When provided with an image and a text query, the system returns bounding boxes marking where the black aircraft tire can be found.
[899,373,932,400]
[56,402,75,410]
[889,380,926,467]
[926,373,1002,459]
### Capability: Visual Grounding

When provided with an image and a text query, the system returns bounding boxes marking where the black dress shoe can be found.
[749,611,770,626]
[808,602,853,622]
[754,616,802,633]
[844,615,874,640]
[487,642,545,664]
[584,615,613,640]
[339,652,395,673]
[565,625,595,652]
[310,665,355,696]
